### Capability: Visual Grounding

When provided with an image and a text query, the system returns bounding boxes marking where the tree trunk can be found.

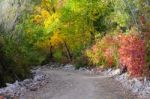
[49,43,53,59]
[63,41,72,62]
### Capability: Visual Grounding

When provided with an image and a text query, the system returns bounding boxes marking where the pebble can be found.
[64,64,75,71]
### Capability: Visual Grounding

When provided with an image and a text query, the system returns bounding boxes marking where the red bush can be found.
[119,34,145,77]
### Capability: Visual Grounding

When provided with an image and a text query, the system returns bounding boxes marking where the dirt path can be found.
[22,69,136,99]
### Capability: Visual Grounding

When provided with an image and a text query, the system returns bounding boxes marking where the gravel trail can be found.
[22,69,137,99]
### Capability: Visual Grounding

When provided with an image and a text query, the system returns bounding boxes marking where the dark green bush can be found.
[0,38,31,87]
[73,55,89,69]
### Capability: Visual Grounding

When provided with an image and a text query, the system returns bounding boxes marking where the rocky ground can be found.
[0,63,149,99]
[103,69,150,99]
[0,68,48,98]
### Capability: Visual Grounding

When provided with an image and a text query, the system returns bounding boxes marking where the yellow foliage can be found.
[41,0,51,8]
[35,32,64,50]
[44,13,60,29]
[32,0,61,28]
[50,32,64,47]
[41,9,50,18]
[32,8,51,25]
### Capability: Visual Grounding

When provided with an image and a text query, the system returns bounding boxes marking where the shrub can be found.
[118,33,146,77]
[85,34,119,68]
[142,31,150,70]
[0,37,31,87]
[73,55,89,69]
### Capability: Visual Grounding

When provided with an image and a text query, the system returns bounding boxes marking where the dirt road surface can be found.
[22,69,136,99]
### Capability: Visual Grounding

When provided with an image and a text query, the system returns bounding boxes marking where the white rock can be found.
[111,69,121,76]
[20,87,26,95]
[34,75,44,81]
[103,69,112,75]
[64,64,75,71]
[107,69,112,73]
[144,77,147,83]
[115,73,128,81]
[22,79,32,86]
[79,67,87,71]
[143,87,150,94]
[133,78,143,89]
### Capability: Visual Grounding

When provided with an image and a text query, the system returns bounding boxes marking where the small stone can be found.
[107,69,112,73]
[79,67,87,71]
[144,87,150,93]
[111,69,121,76]
[29,85,38,91]
[134,78,143,88]
[64,64,75,71]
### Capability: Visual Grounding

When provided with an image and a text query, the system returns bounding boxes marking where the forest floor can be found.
[22,66,137,99]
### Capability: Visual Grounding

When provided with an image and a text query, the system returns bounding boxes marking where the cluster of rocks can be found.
[103,69,150,98]
[40,63,89,72]
[39,63,65,70]
[0,69,48,98]
[63,64,76,71]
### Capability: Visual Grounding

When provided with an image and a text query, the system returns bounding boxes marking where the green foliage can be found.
[0,37,31,87]
[53,50,63,62]
[73,55,89,69]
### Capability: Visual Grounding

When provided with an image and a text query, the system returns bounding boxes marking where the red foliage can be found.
[104,47,114,66]
[118,34,146,77]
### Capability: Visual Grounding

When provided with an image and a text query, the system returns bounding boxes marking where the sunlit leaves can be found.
[44,13,60,30]
[41,9,50,18]
[50,32,64,47]
[32,7,50,25]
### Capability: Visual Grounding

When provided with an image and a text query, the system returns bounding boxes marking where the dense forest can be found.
[0,0,150,87]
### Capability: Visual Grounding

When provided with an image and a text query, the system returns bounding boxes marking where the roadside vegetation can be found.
[0,0,150,87]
